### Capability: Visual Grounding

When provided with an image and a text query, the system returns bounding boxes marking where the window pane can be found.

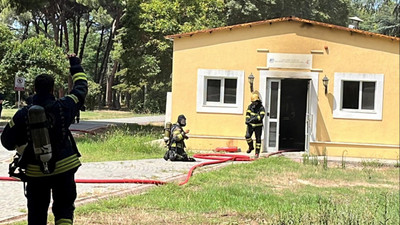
[224,79,237,104]
[268,122,277,147]
[206,79,221,102]
[361,82,375,110]
[270,82,279,118]
[342,81,359,109]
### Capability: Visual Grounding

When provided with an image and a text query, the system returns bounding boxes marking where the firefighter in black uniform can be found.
[245,92,266,158]
[164,115,195,161]
[1,54,88,225]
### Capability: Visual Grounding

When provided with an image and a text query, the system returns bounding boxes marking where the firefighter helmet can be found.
[251,93,260,102]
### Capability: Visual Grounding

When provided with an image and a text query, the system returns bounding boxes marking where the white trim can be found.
[311,141,399,148]
[189,134,246,140]
[333,73,384,120]
[197,69,244,114]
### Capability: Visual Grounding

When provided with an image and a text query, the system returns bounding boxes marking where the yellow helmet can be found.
[251,93,260,102]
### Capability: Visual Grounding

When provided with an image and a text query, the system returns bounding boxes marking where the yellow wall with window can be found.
[168,18,399,159]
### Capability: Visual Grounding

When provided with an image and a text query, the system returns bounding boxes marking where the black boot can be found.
[246,147,254,154]
[255,149,260,158]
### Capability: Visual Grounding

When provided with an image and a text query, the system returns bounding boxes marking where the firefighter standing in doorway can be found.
[1,54,87,225]
[164,114,195,161]
[245,92,266,158]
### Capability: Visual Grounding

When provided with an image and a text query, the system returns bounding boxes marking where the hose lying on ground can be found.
[0,150,292,185]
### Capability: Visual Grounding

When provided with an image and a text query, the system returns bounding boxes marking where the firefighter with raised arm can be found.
[245,92,266,158]
[1,53,88,225]
[163,114,195,161]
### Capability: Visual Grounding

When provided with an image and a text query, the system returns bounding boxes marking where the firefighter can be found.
[164,114,195,161]
[245,92,266,158]
[1,54,87,225]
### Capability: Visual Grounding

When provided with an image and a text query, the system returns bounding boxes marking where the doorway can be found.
[279,79,308,150]
[261,71,319,153]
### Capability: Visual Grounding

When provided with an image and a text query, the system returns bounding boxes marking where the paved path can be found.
[0,153,222,224]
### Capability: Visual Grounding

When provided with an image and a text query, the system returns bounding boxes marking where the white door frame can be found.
[265,79,281,152]
[259,71,319,153]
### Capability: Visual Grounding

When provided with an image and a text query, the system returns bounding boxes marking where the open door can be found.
[305,79,315,153]
[265,79,281,152]
[259,71,319,154]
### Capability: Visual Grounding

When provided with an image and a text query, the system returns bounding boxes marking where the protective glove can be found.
[67,53,84,74]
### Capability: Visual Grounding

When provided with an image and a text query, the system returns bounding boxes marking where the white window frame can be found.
[197,69,244,114]
[333,73,384,120]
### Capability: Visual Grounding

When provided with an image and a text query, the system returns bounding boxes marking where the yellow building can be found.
[165,17,400,160]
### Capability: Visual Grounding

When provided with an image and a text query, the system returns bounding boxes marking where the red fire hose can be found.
[0,150,290,185]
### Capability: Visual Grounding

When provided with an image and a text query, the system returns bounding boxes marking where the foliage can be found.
[118,0,225,113]
[76,124,165,162]
[0,23,13,60]
[0,35,68,95]
[225,0,351,26]
[85,79,101,110]
[350,0,400,36]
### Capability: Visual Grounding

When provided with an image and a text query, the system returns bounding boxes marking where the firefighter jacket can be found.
[170,123,187,149]
[1,71,88,178]
[245,102,266,127]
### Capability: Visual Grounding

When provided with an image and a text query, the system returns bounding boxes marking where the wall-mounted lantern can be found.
[248,73,254,93]
[322,75,329,95]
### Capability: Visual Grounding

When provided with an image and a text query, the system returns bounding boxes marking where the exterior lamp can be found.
[322,75,329,95]
[248,73,254,92]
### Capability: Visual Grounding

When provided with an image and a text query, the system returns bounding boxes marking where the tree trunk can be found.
[79,17,92,60]
[94,26,105,83]
[107,61,119,108]
[98,22,114,87]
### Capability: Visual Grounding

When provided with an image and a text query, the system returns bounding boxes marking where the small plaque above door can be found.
[267,53,312,70]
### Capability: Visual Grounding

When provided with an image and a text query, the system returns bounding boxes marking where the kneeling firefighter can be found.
[1,54,88,225]
[163,115,195,161]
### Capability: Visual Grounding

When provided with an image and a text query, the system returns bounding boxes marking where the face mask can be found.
[179,119,186,127]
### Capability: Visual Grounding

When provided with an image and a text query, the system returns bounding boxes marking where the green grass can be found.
[76,124,166,162]
[70,157,399,224]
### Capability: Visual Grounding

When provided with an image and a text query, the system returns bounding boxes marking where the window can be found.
[205,78,237,104]
[342,81,375,110]
[197,69,244,114]
[333,73,384,120]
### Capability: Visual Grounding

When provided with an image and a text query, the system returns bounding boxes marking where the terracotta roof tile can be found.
[165,16,400,41]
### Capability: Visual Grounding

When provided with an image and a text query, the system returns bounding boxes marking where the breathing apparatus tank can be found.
[164,122,172,146]
[28,105,52,174]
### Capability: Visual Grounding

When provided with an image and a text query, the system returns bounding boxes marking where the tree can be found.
[119,0,225,112]
[0,35,68,98]
[350,0,399,36]
[225,0,351,26]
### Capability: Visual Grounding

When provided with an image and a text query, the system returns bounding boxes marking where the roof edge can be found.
[165,16,400,42]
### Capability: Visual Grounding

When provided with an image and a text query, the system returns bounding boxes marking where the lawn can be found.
[69,157,399,224]
[76,124,166,162]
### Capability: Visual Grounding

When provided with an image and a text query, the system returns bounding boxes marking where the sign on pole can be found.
[14,77,25,91]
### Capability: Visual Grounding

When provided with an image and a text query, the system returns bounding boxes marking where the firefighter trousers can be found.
[26,168,78,225]
[245,125,263,154]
